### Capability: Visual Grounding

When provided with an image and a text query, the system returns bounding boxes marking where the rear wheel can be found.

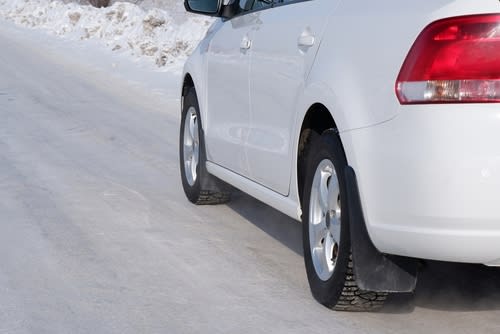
[179,88,230,205]
[302,130,387,311]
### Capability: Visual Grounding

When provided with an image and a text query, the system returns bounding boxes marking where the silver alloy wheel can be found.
[183,106,200,186]
[309,159,342,281]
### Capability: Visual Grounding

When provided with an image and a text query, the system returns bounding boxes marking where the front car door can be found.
[204,12,256,176]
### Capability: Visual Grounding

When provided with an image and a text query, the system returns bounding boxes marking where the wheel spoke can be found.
[327,174,341,243]
[324,232,335,264]
[189,114,196,140]
[184,142,192,156]
[192,144,199,167]
[191,154,197,181]
[311,219,326,246]
[329,218,341,245]
[327,176,339,209]
[311,245,324,274]
[192,117,199,144]
[183,107,200,187]
[319,172,330,213]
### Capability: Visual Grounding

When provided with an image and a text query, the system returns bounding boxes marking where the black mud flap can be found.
[344,166,418,293]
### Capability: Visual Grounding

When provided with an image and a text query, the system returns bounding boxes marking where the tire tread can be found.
[332,255,388,312]
[195,190,231,205]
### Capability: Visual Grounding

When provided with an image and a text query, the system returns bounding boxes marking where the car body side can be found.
[182,0,500,265]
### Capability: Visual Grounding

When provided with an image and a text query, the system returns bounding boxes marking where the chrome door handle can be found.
[240,37,252,50]
[298,32,315,47]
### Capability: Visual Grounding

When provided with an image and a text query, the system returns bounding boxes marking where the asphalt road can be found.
[1,24,500,334]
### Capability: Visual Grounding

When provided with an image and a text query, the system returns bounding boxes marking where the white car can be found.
[179,0,500,311]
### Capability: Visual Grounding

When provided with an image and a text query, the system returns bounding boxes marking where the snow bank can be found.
[0,0,213,71]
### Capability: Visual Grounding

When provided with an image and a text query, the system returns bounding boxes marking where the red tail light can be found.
[396,14,500,104]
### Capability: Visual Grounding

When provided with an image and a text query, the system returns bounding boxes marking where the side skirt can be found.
[206,161,302,221]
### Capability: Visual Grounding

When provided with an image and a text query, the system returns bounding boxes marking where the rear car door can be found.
[246,0,338,195]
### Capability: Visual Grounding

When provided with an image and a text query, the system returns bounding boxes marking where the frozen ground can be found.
[0,0,212,72]
[1,16,500,334]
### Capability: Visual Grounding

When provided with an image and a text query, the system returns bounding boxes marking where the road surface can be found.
[1,21,500,334]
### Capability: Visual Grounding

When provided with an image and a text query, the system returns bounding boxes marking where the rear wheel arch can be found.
[297,104,341,206]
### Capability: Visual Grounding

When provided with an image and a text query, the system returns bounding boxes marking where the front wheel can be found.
[179,87,230,205]
[302,130,387,311]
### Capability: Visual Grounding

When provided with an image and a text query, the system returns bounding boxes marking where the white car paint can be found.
[246,0,338,195]
[183,0,500,265]
[342,104,500,265]
[205,16,252,176]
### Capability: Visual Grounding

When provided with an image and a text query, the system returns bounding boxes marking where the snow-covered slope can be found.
[0,0,213,72]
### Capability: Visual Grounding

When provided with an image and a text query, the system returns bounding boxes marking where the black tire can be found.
[179,88,230,205]
[302,130,387,311]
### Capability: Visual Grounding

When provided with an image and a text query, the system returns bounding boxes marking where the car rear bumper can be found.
[342,104,500,265]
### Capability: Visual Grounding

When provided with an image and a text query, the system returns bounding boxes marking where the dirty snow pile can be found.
[0,0,214,71]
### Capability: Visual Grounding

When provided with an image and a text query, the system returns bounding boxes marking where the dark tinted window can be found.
[187,0,219,13]
[238,0,272,12]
